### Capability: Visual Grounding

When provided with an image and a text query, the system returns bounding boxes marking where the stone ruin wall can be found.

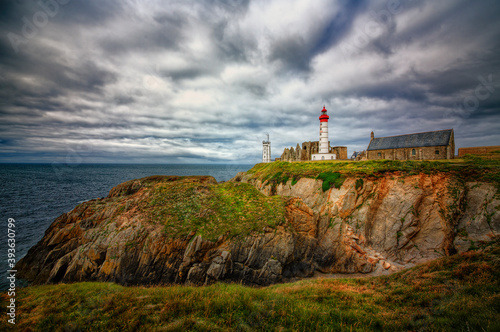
[280,141,347,162]
[458,146,500,157]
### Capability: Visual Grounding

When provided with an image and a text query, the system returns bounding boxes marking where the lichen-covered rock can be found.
[453,182,500,253]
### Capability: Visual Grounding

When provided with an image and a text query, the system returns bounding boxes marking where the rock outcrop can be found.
[17,168,500,287]
[17,176,354,286]
[232,171,500,271]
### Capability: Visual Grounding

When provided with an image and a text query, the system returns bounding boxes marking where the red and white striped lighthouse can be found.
[319,106,330,154]
[312,106,336,161]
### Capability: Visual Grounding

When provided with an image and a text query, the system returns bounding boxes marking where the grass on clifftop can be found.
[2,242,499,331]
[148,181,286,240]
[249,155,500,193]
[82,176,287,242]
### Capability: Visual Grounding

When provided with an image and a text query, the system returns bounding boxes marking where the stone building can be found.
[367,129,455,160]
[351,150,367,161]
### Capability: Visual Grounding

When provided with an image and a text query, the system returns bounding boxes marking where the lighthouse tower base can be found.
[311,153,336,161]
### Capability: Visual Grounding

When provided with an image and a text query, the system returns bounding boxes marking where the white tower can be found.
[311,106,336,161]
[262,133,271,163]
[319,106,329,153]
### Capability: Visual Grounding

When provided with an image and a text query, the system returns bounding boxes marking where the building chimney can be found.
[370,131,374,140]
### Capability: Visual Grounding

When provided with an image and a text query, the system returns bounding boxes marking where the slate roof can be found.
[367,129,453,151]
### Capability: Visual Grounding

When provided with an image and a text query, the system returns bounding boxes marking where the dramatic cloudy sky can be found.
[0,0,499,163]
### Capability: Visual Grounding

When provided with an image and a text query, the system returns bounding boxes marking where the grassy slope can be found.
[247,156,500,194]
[147,180,286,240]
[2,242,499,331]
[80,178,287,242]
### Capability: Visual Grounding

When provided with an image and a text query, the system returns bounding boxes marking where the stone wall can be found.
[301,141,319,160]
[332,146,347,160]
[281,144,303,162]
[458,146,500,157]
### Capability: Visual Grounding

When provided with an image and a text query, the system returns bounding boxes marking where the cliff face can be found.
[16,176,323,286]
[17,167,500,287]
[234,171,500,270]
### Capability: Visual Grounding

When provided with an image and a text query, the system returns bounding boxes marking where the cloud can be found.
[0,0,499,163]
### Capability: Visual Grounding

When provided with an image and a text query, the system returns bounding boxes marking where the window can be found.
[322,156,325,160]
[435,150,440,155]
[377,152,381,157]
[412,149,416,156]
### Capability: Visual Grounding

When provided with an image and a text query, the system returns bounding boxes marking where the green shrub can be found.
[355,178,364,190]
[316,172,345,191]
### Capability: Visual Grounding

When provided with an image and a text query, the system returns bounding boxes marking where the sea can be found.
[0,163,253,290]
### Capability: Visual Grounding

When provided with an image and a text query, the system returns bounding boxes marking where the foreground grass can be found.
[3,243,499,331]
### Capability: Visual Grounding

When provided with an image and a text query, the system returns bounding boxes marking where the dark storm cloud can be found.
[417,45,500,95]
[348,80,428,103]
[320,0,500,152]
[0,0,123,39]
[211,21,255,63]
[209,0,251,14]
[312,0,368,53]
[0,0,499,163]
[101,11,189,55]
[114,95,135,105]
[269,0,367,74]
[241,83,267,97]
[0,34,116,94]
[161,67,211,82]
[56,1,124,25]
[268,35,310,72]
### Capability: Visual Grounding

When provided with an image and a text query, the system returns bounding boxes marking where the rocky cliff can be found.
[17,175,318,286]
[17,160,500,286]
[233,170,499,268]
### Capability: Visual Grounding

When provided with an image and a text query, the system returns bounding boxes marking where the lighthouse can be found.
[319,106,329,153]
[311,106,337,161]
[262,133,271,163]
